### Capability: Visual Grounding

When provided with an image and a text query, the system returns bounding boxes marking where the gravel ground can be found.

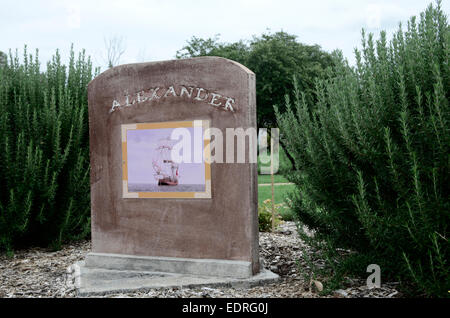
[0,222,401,298]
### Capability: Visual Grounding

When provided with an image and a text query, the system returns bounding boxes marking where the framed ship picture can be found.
[121,120,211,198]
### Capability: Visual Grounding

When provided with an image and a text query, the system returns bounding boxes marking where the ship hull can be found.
[158,178,178,186]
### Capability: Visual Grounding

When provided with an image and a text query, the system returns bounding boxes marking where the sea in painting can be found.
[128,183,205,193]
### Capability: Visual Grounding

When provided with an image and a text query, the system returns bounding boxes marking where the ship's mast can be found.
[152,138,179,183]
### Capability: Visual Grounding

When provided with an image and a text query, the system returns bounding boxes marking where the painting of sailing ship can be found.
[126,126,206,193]
[152,137,179,186]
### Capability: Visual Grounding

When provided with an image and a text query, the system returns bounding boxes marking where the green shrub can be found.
[0,46,97,252]
[258,199,282,232]
[280,197,296,221]
[0,51,6,68]
[258,183,296,222]
[276,1,449,297]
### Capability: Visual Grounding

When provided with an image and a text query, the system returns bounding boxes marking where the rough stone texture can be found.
[88,57,259,274]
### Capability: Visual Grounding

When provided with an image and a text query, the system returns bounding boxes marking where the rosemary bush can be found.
[0,46,96,252]
[276,2,449,296]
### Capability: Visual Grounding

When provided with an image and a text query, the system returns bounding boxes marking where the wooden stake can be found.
[270,134,275,232]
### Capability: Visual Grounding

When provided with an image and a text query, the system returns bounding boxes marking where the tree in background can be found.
[276,1,449,296]
[104,35,126,69]
[176,31,333,169]
[176,31,333,128]
[246,32,333,128]
[176,34,249,65]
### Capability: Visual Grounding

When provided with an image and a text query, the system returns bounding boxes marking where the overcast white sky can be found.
[1,0,447,71]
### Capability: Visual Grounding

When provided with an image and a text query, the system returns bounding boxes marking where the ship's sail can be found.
[152,137,179,185]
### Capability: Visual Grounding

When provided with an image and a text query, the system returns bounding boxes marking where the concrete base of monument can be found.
[84,252,257,278]
[70,254,279,296]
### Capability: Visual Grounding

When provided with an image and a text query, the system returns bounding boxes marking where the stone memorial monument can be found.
[71,57,278,295]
